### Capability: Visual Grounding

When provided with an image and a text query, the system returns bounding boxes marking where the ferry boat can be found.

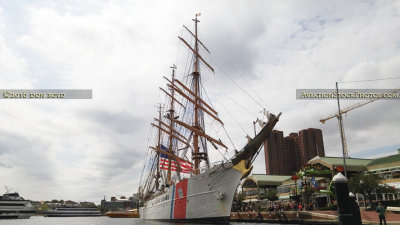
[0,192,36,219]
[46,207,102,217]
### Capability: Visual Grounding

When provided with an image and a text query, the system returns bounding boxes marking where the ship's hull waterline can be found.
[140,162,241,223]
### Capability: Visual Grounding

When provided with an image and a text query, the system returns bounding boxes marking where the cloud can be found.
[0,162,12,168]
[81,109,145,135]
[0,0,399,203]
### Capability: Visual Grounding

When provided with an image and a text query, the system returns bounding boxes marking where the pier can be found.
[231,211,338,224]
[230,210,400,224]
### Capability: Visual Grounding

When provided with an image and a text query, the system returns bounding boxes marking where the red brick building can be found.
[264,130,285,175]
[264,128,325,175]
[298,128,325,166]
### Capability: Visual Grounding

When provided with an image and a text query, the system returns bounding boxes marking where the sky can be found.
[0,0,399,204]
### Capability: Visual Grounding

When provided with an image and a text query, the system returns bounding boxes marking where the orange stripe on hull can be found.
[173,179,188,219]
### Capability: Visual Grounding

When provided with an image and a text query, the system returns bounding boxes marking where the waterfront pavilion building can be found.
[241,174,291,202]
[366,151,400,201]
[306,156,372,175]
[240,149,400,209]
[304,156,372,207]
[304,153,400,206]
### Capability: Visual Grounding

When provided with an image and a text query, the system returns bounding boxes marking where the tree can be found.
[299,185,315,209]
[80,202,96,208]
[261,190,278,201]
[237,193,245,203]
[38,204,49,211]
[97,205,108,214]
[65,200,77,205]
[348,172,395,209]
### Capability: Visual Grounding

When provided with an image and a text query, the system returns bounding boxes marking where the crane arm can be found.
[320,89,399,124]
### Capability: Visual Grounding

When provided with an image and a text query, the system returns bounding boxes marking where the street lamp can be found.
[291,175,298,199]
[360,179,368,210]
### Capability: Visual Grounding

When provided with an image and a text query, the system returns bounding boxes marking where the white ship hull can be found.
[0,212,35,219]
[140,162,241,223]
[46,208,102,217]
[0,202,36,219]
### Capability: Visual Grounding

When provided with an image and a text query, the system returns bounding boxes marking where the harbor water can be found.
[0,216,296,225]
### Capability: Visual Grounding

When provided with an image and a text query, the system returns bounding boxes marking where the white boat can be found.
[46,207,102,217]
[138,14,280,223]
[0,192,36,219]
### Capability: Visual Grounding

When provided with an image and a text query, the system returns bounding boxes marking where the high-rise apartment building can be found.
[298,128,325,166]
[264,130,284,175]
[264,128,325,175]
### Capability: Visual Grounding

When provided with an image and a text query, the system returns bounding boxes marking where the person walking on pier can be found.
[376,202,387,225]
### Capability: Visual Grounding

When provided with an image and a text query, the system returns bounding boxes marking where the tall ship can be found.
[0,192,36,219]
[138,15,281,223]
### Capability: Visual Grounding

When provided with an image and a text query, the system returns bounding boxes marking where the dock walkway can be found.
[313,210,400,225]
[231,210,400,224]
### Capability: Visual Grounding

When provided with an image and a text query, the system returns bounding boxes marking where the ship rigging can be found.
[138,15,281,223]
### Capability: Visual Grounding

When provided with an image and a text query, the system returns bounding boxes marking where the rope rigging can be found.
[206,43,274,112]
[339,76,400,84]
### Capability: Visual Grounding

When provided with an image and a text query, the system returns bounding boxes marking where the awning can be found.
[242,198,260,203]
[369,166,400,172]
[384,182,400,189]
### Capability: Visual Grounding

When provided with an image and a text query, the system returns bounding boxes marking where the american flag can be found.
[159,145,192,173]
[310,177,319,189]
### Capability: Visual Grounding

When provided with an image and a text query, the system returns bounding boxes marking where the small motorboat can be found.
[105,209,139,218]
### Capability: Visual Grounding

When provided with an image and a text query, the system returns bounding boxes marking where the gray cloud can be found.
[0,0,399,203]
[0,162,12,168]
[204,19,266,76]
[0,129,56,188]
[81,109,145,135]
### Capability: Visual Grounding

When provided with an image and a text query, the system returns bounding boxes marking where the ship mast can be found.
[175,14,219,175]
[155,104,162,190]
[192,14,201,175]
[145,15,227,195]
[167,65,177,184]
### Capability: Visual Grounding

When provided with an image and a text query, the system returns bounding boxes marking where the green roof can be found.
[242,174,291,187]
[308,156,372,171]
[251,174,291,182]
[368,165,400,172]
[318,157,372,166]
[368,154,400,167]
[308,154,400,172]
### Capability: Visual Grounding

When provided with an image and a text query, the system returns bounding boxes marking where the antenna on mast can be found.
[193,13,200,73]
